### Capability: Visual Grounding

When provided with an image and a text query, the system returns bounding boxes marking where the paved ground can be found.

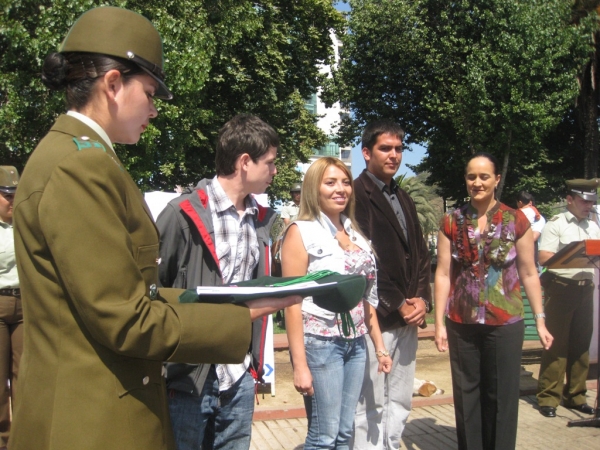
[250,390,600,450]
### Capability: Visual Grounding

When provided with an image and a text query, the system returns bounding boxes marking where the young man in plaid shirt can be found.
[157,114,285,450]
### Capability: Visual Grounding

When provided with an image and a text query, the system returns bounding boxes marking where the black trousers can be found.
[447,319,524,450]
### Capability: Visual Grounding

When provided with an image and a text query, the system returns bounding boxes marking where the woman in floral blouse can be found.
[434,153,553,450]
[281,157,391,450]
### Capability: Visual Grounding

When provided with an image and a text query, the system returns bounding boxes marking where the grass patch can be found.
[273,312,287,334]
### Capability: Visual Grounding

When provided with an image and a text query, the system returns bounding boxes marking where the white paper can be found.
[196,281,335,296]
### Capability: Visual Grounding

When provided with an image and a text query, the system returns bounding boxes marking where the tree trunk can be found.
[496,130,511,201]
[580,32,599,179]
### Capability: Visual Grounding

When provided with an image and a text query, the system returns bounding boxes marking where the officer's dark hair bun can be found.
[41,52,69,90]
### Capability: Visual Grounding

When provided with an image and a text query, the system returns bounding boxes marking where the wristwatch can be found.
[375,350,390,358]
[534,312,546,320]
[419,297,432,313]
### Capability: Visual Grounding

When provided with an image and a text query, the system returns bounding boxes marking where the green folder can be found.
[178,271,367,314]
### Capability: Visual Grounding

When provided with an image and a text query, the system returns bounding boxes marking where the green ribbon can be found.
[271,270,358,338]
[337,311,357,339]
[270,270,338,286]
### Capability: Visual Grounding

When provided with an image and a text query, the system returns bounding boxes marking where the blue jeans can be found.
[303,334,367,450]
[168,366,255,450]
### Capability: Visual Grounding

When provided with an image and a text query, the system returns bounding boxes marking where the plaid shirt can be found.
[207,177,259,390]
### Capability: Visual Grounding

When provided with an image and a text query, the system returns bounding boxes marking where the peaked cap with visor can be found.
[59,6,172,100]
[566,178,600,202]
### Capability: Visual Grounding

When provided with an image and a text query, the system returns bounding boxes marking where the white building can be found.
[297,31,351,177]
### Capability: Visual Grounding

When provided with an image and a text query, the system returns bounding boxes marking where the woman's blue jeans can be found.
[303,334,367,450]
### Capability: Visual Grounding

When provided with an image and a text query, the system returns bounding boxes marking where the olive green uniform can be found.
[10,115,251,450]
[537,210,600,408]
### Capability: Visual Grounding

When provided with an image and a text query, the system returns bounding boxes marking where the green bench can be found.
[520,286,544,364]
[521,286,541,341]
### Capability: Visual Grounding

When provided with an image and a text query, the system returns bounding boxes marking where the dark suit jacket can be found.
[354,170,431,331]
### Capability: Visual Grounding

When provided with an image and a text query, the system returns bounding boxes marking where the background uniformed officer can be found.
[0,166,21,450]
[537,178,600,418]
[281,182,302,225]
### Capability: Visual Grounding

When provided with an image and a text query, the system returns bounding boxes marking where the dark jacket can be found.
[354,170,431,331]
[157,178,277,394]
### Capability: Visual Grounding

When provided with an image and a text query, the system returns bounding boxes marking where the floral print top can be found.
[441,202,530,325]
[303,247,376,338]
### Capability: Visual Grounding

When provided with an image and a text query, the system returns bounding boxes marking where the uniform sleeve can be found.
[39,149,250,363]
[280,205,291,219]
[538,217,561,253]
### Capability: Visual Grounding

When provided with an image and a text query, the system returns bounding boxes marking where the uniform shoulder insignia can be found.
[550,215,560,222]
[72,136,124,171]
[73,136,107,152]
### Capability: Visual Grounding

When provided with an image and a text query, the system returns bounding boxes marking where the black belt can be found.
[546,273,593,287]
[0,288,20,297]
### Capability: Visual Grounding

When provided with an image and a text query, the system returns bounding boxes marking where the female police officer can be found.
[10,7,299,450]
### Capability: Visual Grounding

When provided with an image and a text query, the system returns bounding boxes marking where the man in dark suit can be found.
[352,120,432,450]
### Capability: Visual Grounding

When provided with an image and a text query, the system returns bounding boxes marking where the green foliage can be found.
[395,172,443,237]
[0,0,345,202]
[327,0,597,205]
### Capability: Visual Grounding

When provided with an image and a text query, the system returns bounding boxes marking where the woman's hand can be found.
[536,323,553,350]
[293,365,314,396]
[435,325,448,352]
[377,355,392,374]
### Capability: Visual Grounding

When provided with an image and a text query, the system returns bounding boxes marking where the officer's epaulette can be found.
[73,136,106,152]
[72,136,124,171]
[550,215,560,222]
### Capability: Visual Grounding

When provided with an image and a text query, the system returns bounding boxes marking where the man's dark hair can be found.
[516,191,534,205]
[361,120,405,151]
[215,114,279,176]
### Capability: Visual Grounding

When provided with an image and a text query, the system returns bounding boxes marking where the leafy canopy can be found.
[0,0,345,202]
[327,0,595,205]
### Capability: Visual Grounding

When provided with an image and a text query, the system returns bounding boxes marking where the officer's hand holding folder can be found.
[178,270,367,314]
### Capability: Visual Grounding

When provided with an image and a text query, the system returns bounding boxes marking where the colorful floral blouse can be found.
[441,202,530,325]
[303,248,376,338]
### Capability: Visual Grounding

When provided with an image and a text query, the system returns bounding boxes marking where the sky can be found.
[334,2,426,179]
[350,143,426,179]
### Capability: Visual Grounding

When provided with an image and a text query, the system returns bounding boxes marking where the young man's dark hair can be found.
[361,119,405,151]
[516,191,535,205]
[215,114,280,176]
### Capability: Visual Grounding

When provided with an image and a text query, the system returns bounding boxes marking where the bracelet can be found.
[534,312,546,320]
[375,350,390,358]
[419,297,432,313]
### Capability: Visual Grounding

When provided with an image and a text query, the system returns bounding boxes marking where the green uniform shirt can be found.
[539,210,600,280]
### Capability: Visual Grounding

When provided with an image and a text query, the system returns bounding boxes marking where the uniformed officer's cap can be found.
[566,178,600,202]
[0,166,19,194]
[290,183,302,192]
[59,6,172,100]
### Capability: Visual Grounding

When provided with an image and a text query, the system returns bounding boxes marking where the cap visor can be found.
[574,192,598,202]
[140,67,172,100]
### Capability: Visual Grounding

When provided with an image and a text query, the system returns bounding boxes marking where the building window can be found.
[305,93,318,115]
[314,140,339,157]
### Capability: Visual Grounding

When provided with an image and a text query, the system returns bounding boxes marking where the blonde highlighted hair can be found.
[296,157,367,240]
